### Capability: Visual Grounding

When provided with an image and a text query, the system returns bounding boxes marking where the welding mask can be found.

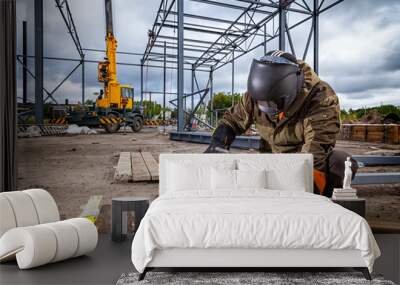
[247,54,304,113]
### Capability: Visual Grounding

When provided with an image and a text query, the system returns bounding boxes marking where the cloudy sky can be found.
[16,0,400,110]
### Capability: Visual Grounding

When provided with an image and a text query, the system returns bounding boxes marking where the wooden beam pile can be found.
[114,152,159,183]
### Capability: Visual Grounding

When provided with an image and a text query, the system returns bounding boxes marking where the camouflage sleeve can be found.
[301,83,340,172]
[218,92,255,135]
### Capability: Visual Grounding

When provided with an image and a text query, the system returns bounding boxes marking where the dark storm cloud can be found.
[15,0,400,109]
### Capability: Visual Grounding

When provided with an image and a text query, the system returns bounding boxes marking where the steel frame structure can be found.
[20,0,203,123]
[142,0,345,131]
[23,0,343,126]
[19,0,86,123]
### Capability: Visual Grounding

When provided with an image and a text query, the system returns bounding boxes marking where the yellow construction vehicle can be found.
[94,0,143,132]
[63,0,143,133]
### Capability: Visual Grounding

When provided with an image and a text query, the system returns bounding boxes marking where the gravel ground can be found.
[16,127,400,233]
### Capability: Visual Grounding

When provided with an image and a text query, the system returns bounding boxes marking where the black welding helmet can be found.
[247,50,304,113]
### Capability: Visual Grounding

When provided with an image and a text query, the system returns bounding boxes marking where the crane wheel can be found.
[103,114,121,133]
[131,116,143,132]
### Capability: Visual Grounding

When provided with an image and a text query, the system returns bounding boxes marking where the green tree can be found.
[207,92,242,118]
[84,99,95,106]
[134,100,162,119]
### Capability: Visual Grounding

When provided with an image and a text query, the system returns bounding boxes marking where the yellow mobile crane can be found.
[95,0,143,132]
[65,0,142,132]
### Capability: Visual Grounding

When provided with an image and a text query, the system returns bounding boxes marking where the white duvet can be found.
[131,190,380,273]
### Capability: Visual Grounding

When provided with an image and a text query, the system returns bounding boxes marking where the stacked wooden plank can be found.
[339,124,399,144]
[114,152,132,182]
[114,152,159,183]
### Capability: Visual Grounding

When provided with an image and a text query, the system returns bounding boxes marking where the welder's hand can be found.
[204,144,230,153]
[204,124,236,154]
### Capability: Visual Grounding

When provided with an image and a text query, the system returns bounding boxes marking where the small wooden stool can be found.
[111,197,150,242]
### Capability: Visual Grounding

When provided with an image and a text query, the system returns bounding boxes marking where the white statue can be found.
[342,157,353,189]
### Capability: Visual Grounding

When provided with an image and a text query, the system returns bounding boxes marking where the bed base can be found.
[138,248,372,281]
[138,267,371,281]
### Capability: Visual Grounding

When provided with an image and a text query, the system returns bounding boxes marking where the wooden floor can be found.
[0,234,133,285]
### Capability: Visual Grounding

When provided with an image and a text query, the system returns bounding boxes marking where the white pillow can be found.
[167,160,236,192]
[211,168,236,190]
[211,168,268,191]
[236,169,267,189]
[238,158,307,191]
[266,162,307,191]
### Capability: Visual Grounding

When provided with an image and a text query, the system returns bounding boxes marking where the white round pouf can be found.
[65,218,98,257]
[0,226,57,269]
[1,192,39,227]
[23,189,60,224]
[42,221,79,262]
[0,196,17,237]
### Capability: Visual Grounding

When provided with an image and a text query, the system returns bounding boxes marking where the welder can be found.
[205,50,357,197]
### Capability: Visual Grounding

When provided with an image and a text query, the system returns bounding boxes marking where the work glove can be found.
[204,124,236,153]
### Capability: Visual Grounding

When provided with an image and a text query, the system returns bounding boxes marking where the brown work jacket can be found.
[219,60,341,172]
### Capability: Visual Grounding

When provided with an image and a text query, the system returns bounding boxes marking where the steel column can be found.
[231,49,235,106]
[177,0,184,131]
[263,23,267,55]
[34,0,44,124]
[279,0,286,51]
[163,41,166,122]
[191,65,195,111]
[22,21,27,104]
[140,60,144,105]
[313,0,319,73]
[81,59,85,104]
[209,67,214,126]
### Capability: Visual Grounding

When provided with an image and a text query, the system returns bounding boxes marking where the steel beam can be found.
[140,60,144,105]
[54,0,84,58]
[16,57,57,104]
[165,10,256,27]
[177,0,184,131]
[169,131,260,149]
[163,41,166,123]
[352,173,400,185]
[34,0,44,124]
[353,155,400,167]
[191,65,195,110]
[231,49,235,106]
[279,0,286,51]
[190,0,272,15]
[81,59,85,104]
[22,21,27,104]
[209,67,214,126]
[313,0,319,73]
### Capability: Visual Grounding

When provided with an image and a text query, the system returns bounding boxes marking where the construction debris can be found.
[18,124,68,137]
[18,125,42,138]
[66,124,97,135]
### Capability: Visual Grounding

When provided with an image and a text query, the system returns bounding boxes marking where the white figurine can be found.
[342,157,353,189]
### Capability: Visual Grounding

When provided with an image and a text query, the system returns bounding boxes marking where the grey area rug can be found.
[116,272,395,285]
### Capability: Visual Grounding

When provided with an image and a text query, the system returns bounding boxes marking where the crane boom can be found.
[95,0,139,123]
[105,0,113,35]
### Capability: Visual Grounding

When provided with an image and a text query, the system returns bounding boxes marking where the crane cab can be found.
[96,83,134,111]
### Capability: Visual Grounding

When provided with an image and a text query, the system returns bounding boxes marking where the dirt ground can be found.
[16,127,400,233]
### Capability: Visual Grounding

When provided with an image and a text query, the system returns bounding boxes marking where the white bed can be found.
[131,154,380,280]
